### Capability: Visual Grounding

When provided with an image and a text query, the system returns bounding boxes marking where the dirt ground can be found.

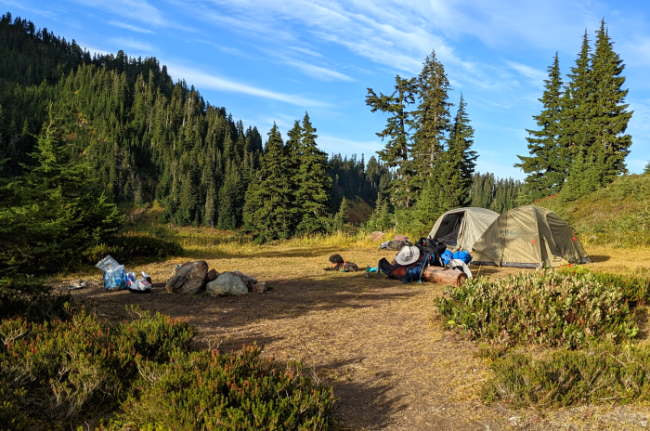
[61,244,650,430]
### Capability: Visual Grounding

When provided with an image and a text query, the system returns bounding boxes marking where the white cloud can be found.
[73,0,167,26]
[108,37,155,53]
[108,20,154,34]
[165,63,330,108]
[506,61,547,86]
[284,59,354,82]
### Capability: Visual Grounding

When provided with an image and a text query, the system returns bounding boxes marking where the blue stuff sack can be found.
[452,250,472,264]
[441,250,453,266]
[104,265,127,290]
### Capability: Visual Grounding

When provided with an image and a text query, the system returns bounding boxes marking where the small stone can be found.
[251,281,267,293]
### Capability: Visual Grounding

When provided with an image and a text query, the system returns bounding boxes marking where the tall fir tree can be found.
[294,113,331,235]
[517,53,565,200]
[589,19,633,182]
[243,124,293,241]
[410,51,452,195]
[366,75,416,208]
[436,95,477,209]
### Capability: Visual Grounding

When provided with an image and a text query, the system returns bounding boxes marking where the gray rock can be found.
[165,261,209,294]
[206,272,249,296]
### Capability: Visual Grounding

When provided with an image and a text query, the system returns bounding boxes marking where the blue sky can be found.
[3,0,650,178]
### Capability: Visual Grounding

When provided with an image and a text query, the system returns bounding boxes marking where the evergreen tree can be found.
[589,19,633,182]
[294,113,331,235]
[644,162,650,175]
[243,125,293,241]
[516,53,565,199]
[366,75,416,208]
[436,95,477,209]
[0,113,121,274]
[217,160,242,230]
[410,51,452,195]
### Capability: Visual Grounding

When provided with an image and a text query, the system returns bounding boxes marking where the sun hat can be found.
[394,245,420,266]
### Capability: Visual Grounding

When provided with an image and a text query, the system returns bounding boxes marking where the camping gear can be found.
[416,237,446,266]
[472,205,589,268]
[440,250,453,265]
[452,250,472,264]
[448,259,472,279]
[421,267,467,285]
[395,245,421,266]
[428,207,499,251]
[127,272,152,293]
[96,255,126,290]
[379,239,411,250]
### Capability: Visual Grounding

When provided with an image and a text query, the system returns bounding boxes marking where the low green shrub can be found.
[108,346,335,430]
[482,343,650,408]
[436,271,639,348]
[561,267,650,304]
[0,308,194,430]
[83,233,184,264]
[0,307,334,430]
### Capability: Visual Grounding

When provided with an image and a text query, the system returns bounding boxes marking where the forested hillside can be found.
[0,13,388,236]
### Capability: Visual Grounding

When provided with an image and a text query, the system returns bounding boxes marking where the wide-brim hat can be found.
[395,245,420,266]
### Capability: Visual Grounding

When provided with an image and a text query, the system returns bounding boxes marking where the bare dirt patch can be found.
[61,246,650,430]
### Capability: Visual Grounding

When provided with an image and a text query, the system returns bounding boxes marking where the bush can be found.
[482,343,650,408]
[0,308,194,430]
[0,307,334,430]
[436,271,639,348]
[109,346,335,430]
[83,233,184,264]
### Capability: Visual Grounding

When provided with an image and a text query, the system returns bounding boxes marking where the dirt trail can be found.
[67,247,650,430]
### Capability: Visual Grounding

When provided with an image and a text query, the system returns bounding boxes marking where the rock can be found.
[165,261,209,294]
[369,231,385,241]
[206,269,219,282]
[251,281,268,293]
[206,272,249,296]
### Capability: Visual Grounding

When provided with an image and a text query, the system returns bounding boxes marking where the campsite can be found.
[3,3,650,431]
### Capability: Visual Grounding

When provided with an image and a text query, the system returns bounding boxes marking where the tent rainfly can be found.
[428,207,499,251]
[472,205,589,268]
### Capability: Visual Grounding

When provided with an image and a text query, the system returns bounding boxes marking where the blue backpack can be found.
[452,250,472,264]
[441,250,453,265]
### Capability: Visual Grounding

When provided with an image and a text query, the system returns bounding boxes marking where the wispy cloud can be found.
[506,60,546,86]
[165,63,331,108]
[284,59,354,82]
[108,20,154,34]
[73,0,166,26]
[108,37,155,53]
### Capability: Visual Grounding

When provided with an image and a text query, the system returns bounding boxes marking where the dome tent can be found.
[472,205,589,268]
[428,207,499,251]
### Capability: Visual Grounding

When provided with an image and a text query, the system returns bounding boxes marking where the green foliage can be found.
[520,21,632,202]
[0,308,194,430]
[436,271,639,348]
[294,113,332,235]
[110,346,334,430]
[0,114,122,276]
[538,173,650,247]
[482,343,650,408]
[517,53,566,199]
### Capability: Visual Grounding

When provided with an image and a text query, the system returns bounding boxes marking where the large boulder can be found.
[165,261,209,294]
[206,272,249,296]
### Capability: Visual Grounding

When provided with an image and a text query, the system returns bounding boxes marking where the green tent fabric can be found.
[428,207,499,251]
[472,205,589,268]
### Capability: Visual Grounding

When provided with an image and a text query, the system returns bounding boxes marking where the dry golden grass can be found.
[58,230,650,430]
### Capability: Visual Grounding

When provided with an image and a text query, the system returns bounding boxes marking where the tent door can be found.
[435,212,464,246]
